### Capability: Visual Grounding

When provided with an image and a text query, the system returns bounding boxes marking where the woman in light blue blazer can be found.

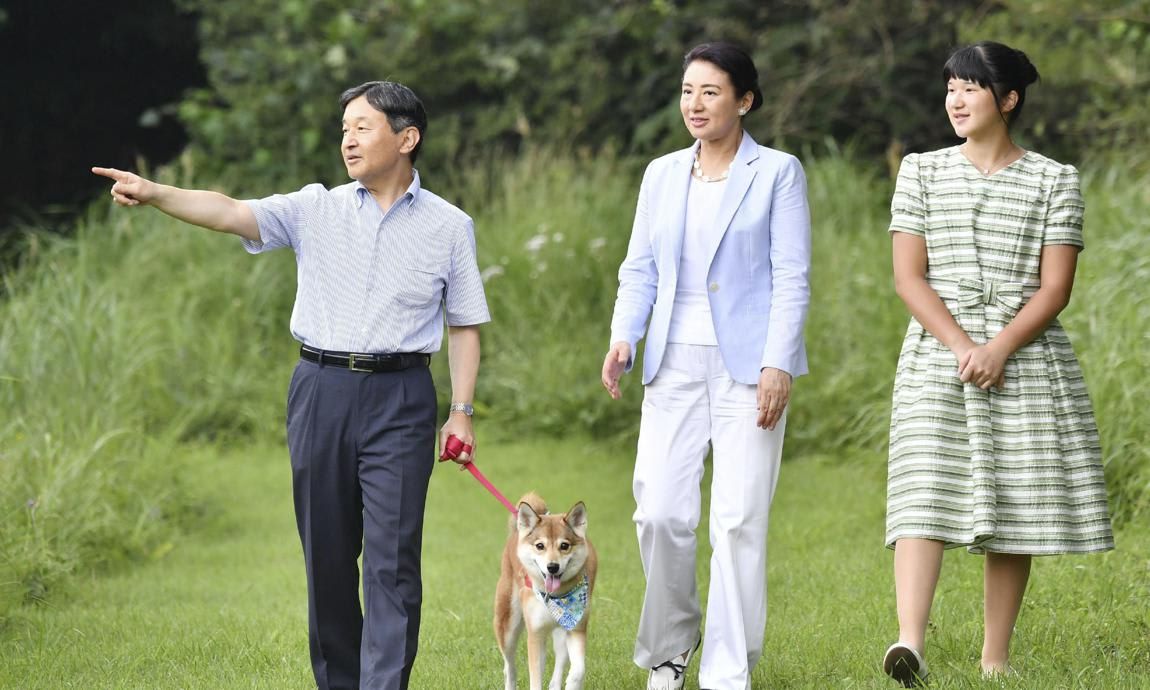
[602,43,811,690]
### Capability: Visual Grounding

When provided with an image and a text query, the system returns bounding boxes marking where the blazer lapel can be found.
[703,131,759,266]
[662,142,698,274]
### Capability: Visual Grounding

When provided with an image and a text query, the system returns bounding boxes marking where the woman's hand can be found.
[958,342,1007,390]
[601,342,631,400]
[757,367,792,430]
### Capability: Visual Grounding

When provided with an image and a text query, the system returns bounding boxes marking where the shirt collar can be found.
[353,169,422,212]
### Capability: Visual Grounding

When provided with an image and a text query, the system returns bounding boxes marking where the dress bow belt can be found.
[954,278,1026,317]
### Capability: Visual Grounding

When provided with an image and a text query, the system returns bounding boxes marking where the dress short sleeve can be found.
[1043,164,1085,249]
[889,153,925,236]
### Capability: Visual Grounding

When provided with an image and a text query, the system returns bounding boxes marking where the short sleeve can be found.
[444,218,491,327]
[889,154,925,236]
[239,184,325,254]
[1043,165,1085,249]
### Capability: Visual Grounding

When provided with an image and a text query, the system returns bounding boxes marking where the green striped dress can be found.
[885,146,1114,555]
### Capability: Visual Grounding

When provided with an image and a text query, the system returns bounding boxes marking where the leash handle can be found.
[465,461,517,514]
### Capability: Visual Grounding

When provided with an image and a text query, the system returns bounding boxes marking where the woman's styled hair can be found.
[683,42,764,113]
[339,81,429,164]
[943,41,1040,126]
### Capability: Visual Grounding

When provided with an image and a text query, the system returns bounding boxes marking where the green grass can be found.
[2,150,1147,635]
[0,209,296,620]
[2,439,1146,689]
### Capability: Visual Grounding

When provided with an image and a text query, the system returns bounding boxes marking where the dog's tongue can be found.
[545,574,562,593]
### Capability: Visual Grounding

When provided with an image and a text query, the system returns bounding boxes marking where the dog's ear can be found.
[565,501,587,537]
[517,502,540,533]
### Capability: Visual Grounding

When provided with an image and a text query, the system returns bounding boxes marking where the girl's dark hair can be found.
[943,41,1040,126]
[339,81,428,164]
[683,42,764,113]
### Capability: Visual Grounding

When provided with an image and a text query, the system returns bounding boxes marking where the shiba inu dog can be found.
[494,493,598,690]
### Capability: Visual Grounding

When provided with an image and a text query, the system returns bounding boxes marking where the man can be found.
[93,81,489,690]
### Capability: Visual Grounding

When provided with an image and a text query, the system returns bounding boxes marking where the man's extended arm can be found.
[91,166,260,241]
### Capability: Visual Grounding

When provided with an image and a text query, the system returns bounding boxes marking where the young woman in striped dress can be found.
[882,41,1114,686]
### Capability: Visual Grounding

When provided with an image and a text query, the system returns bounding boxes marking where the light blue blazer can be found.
[609,131,811,386]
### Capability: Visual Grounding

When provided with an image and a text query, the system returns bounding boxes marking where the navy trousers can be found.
[286,358,437,690]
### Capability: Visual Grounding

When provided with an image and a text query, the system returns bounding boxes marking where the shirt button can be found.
[709,282,720,292]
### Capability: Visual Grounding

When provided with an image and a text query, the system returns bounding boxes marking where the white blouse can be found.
[666,174,726,346]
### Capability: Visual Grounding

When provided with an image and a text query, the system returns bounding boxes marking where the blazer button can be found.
[709,282,720,292]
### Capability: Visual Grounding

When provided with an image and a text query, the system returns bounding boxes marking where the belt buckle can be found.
[347,353,373,373]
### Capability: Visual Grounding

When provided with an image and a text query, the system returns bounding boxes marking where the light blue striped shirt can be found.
[242,171,490,353]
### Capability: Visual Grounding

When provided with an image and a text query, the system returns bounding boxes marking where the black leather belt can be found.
[300,345,430,373]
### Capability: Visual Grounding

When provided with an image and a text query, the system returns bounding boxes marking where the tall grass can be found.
[2,151,1146,624]
[789,156,1150,525]
[0,189,297,621]
[462,149,1150,530]
[437,147,646,438]
[1067,165,1150,523]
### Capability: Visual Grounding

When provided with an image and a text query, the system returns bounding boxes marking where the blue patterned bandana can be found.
[534,573,590,631]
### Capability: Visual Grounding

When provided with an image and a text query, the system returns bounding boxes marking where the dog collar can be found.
[531,573,589,631]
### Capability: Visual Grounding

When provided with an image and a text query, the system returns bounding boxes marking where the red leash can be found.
[443,435,517,515]
[460,459,541,591]
[464,461,517,515]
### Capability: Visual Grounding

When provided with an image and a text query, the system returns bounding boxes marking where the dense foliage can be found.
[963,1,1150,162]
[174,0,1149,192]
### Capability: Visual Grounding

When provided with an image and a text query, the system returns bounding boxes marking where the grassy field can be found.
[1,152,1147,676]
[1,439,1146,689]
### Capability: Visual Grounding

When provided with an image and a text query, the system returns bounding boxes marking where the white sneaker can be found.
[883,642,929,687]
[647,637,701,690]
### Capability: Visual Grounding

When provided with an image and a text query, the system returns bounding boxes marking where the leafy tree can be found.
[176,0,1146,189]
[964,0,1150,168]
[175,0,977,187]
[176,0,680,189]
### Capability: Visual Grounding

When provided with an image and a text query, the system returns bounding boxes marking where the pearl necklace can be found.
[692,149,730,183]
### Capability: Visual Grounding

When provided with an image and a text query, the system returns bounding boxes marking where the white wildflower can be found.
[524,234,548,253]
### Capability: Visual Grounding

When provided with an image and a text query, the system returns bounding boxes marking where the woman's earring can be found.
[738,108,747,116]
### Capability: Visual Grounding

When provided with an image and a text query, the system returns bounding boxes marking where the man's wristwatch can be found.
[449,402,474,416]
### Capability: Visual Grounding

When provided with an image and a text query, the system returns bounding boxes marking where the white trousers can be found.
[632,344,786,690]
